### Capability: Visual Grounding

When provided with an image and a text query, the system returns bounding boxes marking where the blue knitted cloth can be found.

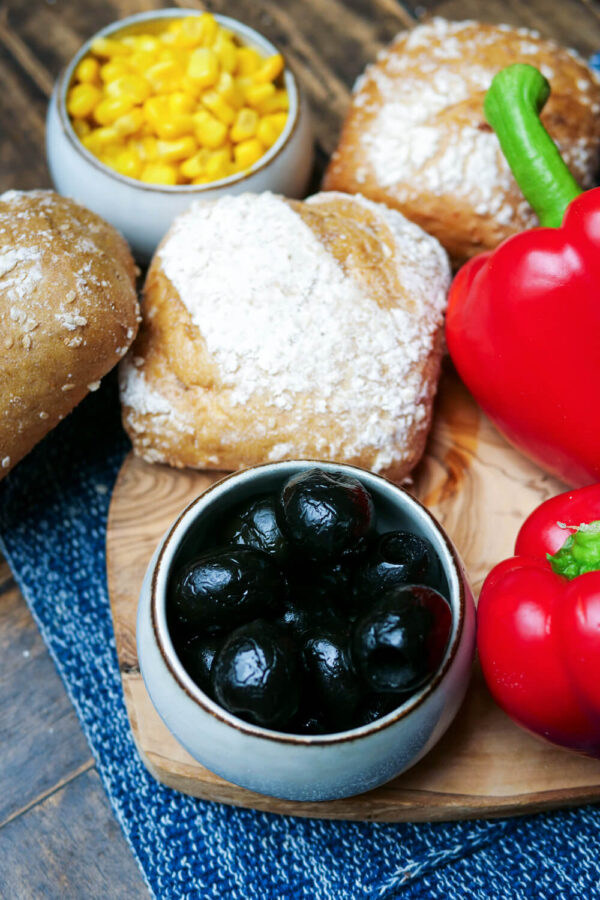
[1,376,600,899]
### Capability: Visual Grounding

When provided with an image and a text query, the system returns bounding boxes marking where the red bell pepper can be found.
[477,484,600,756]
[445,63,600,487]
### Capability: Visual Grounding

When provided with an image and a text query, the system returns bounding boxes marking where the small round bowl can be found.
[46,9,313,260]
[137,460,476,803]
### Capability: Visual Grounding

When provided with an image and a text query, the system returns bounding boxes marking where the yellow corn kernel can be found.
[127,51,155,74]
[99,141,125,166]
[166,19,184,34]
[258,89,289,114]
[214,34,237,73]
[144,96,193,138]
[140,163,177,185]
[187,48,219,88]
[193,109,227,148]
[233,138,264,169]
[217,72,244,109]
[146,60,184,93]
[134,35,161,54]
[201,90,235,125]
[256,112,287,148]
[175,14,217,48]
[244,82,275,110]
[90,37,131,58]
[67,83,102,118]
[100,60,131,83]
[112,107,145,137]
[93,94,135,125]
[143,95,168,125]
[105,74,151,104]
[72,118,91,138]
[191,174,213,184]
[113,148,143,179]
[235,47,262,77]
[156,135,197,163]
[230,107,258,143]
[167,91,196,115]
[82,126,121,153]
[179,148,211,179]
[135,136,158,162]
[199,13,219,46]
[252,53,284,84]
[205,148,231,180]
[75,57,100,84]
[156,115,195,141]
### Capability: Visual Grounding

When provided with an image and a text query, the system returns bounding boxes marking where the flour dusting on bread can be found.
[120,192,450,479]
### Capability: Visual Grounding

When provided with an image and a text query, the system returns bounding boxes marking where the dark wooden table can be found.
[2,0,600,895]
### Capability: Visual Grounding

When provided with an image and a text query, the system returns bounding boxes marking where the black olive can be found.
[301,628,366,731]
[352,692,402,728]
[170,547,281,629]
[219,495,291,566]
[353,531,436,606]
[277,468,375,563]
[352,586,452,693]
[176,632,223,697]
[211,620,300,729]
[272,599,343,643]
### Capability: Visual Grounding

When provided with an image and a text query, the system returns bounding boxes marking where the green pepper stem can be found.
[548,520,600,579]
[484,64,582,227]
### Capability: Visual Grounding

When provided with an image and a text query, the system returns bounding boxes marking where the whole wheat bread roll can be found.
[120,191,450,482]
[0,190,139,479]
[323,18,600,265]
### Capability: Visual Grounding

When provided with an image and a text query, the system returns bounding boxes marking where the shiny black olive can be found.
[272,599,343,643]
[211,620,300,729]
[352,692,402,728]
[352,586,452,693]
[169,547,282,629]
[301,628,366,731]
[277,468,375,563]
[353,531,437,605]
[353,531,439,608]
[219,495,291,566]
[176,633,222,697]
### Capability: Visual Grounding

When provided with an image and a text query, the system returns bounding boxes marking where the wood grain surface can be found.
[106,366,600,821]
[3,0,600,894]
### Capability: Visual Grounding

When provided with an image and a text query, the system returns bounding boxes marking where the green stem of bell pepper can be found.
[548,521,600,579]
[484,63,583,227]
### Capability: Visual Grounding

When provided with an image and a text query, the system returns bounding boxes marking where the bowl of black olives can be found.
[137,461,475,802]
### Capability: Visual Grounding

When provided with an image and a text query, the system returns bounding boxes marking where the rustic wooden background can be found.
[2,0,600,895]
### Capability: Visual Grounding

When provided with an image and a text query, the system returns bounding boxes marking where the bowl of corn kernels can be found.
[46,9,313,259]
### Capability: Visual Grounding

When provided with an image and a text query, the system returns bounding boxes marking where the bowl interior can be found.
[150,460,463,742]
[57,9,299,192]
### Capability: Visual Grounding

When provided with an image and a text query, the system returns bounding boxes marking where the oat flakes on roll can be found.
[323,18,600,265]
[0,190,139,480]
[120,191,450,482]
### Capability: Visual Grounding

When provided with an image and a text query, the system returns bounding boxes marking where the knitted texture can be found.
[2,375,600,899]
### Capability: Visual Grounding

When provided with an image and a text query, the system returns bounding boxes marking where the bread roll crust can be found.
[120,191,450,482]
[323,18,600,265]
[0,190,139,478]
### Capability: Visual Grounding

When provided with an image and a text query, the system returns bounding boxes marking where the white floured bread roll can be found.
[120,191,450,482]
[323,18,600,265]
[0,190,139,480]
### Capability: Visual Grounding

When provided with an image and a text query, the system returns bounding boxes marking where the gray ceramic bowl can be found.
[137,460,476,802]
[46,9,313,260]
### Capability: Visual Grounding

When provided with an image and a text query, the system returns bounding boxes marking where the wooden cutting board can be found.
[106,364,600,821]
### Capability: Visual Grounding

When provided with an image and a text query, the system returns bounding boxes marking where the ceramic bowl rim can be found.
[55,8,301,194]
[148,459,468,747]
